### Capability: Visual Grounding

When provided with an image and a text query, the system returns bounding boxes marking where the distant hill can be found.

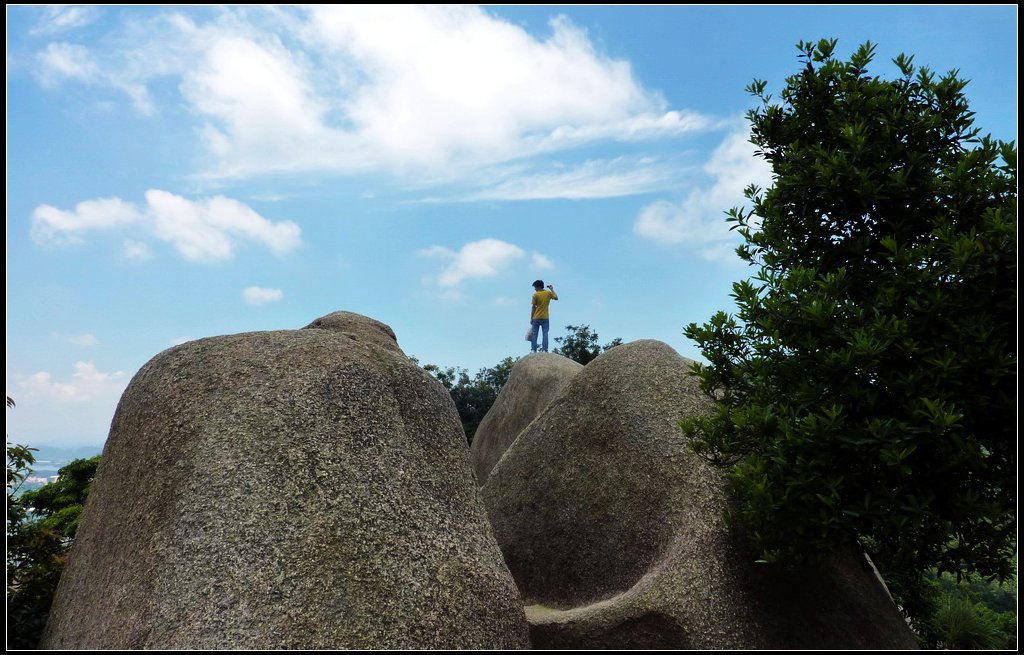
[19,444,103,490]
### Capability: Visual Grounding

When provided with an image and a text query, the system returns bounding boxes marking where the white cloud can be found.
[53,333,99,347]
[30,6,100,36]
[31,190,302,262]
[531,253,554,269]
[146,190,301,262]
[242,286,284,305]
[537,110,714,148]
[31,197,144,245]
[32,13,196,114]
[30,6,715,182]
[121,239,153,261]
[295,7,699,172]
[35,42,99,86]
[422,238,530,287]
[18,361,128,403]
[634,129,772,260]
[444,157,684,202]
[248,193,288,202]
[181,29,350,177]
[9,360,130,447]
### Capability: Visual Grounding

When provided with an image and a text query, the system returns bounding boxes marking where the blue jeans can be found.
[531,319,550,352]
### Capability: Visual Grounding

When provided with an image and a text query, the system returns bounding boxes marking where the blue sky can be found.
[6,5,1018,449]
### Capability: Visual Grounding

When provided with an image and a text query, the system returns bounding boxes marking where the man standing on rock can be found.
[529,280,558,353]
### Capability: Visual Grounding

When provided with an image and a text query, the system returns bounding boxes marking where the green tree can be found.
[554,325,622,365]
[681,39,1016,587]
[19,456,101,542]
[477,356,517,394]
[424,356,519,444]
[7,446,101,649]
[928,595,1007,650]
[918,569,1018,649]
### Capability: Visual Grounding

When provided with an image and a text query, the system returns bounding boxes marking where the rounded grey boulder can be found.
[42,312,529,650]
[482,340,917,649]
[303,310,402,353]
[470,353,582,484]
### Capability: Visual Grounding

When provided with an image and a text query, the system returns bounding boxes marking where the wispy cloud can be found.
[248,193,289,202]
[531,253,554,269]
[242,286,284,305]
[428,157,686,202]
[28,6,717,182]
[53,333,99,347]
[634,128,772,261]
[35,42,99,86]
[30,6,100,36]
[121,239,153,262]
[34,40,154,113]
[31,190,302,262]
[535,110,715,149]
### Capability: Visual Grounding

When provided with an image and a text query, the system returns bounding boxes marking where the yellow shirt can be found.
[531,290,556,319]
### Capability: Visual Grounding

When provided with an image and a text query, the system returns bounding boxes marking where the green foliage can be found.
[423,326,624,440]
[682,39,1016,582]
[554,325,622,365]
[929,568,1018,614]
[886,566,1017,648]
[925,568,1017,649]
[425,357,518,444]
[7,448,101,649]
[20,456,101,541]
[929,594,1008,650]
[7,442,37,496]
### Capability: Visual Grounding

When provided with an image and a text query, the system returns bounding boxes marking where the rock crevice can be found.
[481,339,918,649]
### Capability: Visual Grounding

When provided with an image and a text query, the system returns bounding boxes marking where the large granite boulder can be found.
[470,353,582,484]
[42,311,529,650]
[482,340,917,649]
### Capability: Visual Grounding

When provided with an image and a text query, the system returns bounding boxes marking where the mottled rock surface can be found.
[482,339,917,649]
[42,312,529,650]
[470,353,582,484]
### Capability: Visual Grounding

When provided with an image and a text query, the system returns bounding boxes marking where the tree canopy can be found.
[554,324,622,365]
[7,444,101,649]
[424,356,518,444]
[682,39,1016,582]
[423,325,623,443]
